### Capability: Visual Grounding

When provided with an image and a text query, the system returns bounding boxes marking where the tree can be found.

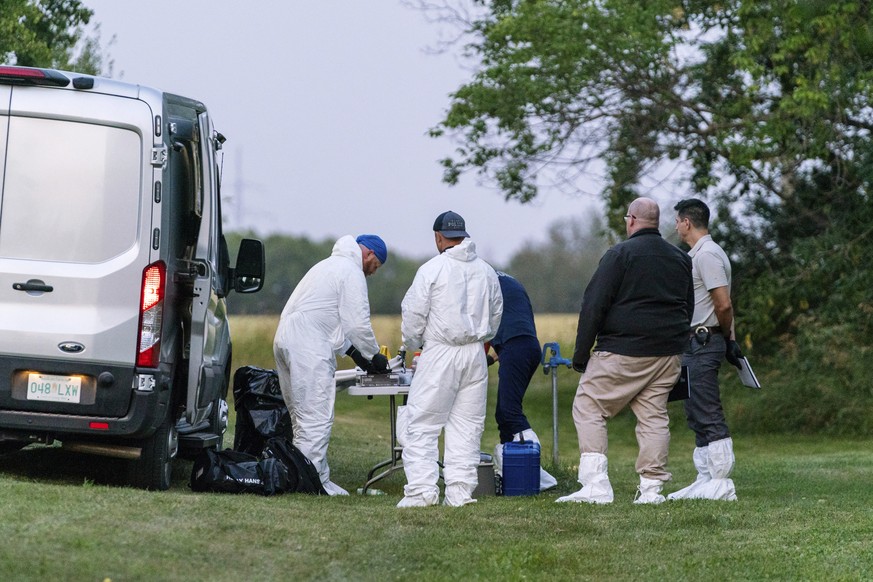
[425,0,873,351]
[0,0,108,74]
[417,1,873,434]
[505,214,610,312]
[431,1,873,214]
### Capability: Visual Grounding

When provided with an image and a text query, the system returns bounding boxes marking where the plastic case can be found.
[501,441,540,496]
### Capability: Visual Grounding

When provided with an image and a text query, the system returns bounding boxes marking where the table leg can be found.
[360,394,404,494]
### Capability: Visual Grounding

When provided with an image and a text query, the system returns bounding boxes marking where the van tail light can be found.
[0,66,70,87]
[136,262,166,368]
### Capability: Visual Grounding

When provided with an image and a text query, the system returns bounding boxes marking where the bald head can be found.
[624,198,661,236]
[629,198,659,225]
[625,197,660,235]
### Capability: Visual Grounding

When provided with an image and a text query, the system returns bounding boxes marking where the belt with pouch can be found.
[692,325,722,335]
[691,325,722,345]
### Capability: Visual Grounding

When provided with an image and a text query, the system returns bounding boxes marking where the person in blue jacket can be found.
[488,271,558,491]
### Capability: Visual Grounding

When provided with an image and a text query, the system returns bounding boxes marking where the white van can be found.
[0,65,265,489]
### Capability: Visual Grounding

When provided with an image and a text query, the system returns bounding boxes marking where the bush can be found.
[725,318,873,436]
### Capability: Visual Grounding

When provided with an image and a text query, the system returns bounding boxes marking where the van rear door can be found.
[0,87,152,415]
[184,111,229,428]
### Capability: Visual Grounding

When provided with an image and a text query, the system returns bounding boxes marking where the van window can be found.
[0,116,141,263]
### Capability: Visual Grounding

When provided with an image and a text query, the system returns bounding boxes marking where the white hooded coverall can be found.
[399,238,503,506]
[273,235,380,488]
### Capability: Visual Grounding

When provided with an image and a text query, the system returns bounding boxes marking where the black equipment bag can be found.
[262,436,328,495]
[190,448,288,496]
[232,366,292,456]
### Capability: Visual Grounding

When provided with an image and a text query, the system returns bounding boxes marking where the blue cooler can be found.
[502,441,540,496]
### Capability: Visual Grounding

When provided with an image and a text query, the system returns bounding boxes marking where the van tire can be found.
[129,414,178,490]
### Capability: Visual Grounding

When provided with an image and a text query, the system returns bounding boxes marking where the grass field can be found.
[1,316,871,580]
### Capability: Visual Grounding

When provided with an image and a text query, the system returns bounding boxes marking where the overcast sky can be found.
[81,1,598,264]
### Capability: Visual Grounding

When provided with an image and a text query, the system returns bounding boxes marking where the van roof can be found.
[0,65,181,103]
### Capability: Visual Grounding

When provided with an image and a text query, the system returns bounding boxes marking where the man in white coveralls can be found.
[398,211,503,507]
[273,234,390,496]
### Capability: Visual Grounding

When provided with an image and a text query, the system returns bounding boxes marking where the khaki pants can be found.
[572,351,681,481]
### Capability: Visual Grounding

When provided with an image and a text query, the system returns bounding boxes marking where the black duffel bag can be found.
[232,366,292,456]
[190,448,288,495]
[262,436,327,495]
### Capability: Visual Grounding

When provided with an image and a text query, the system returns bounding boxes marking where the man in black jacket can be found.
[557,197,693,505]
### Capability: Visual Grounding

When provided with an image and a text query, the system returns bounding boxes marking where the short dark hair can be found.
[674,198,710,229]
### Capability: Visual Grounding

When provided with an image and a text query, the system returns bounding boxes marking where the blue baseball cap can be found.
[356,234,387,265]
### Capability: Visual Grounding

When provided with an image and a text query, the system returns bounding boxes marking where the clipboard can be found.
[668,365,691,402]
[737,356,761,389]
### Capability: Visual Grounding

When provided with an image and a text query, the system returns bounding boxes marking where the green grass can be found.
[1,316,871,580]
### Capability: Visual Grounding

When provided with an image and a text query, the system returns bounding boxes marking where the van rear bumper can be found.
[0,388,171,440]
[0,355,173,441]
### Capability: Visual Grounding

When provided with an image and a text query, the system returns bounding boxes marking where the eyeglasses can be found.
[623,214,635,221]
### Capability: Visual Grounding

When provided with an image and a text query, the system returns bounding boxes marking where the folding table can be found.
[347,383,409,493]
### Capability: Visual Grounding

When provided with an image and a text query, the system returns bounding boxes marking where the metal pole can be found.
[542,342,572,469]
[551,366,559,466]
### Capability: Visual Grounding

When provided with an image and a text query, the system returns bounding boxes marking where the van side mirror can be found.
[231,239,265,294]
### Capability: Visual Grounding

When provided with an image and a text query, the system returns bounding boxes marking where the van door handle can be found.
[13,281,54,293]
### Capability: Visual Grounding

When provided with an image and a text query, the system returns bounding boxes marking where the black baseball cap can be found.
[433,210,469,238]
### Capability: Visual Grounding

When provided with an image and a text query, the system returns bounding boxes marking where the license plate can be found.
[26,373,82,403]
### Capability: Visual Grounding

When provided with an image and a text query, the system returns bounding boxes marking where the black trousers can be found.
[494,335,540,443]
[682,333,731,448]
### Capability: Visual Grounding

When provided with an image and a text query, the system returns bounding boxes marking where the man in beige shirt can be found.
[669,198,743,501]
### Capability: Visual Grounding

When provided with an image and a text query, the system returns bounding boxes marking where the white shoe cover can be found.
[708,438,735,479]
[669,439,737,501]
[667,478,709,500]
[443,483,477,507]
[540,467,558,491]
[493,442,504,477]
[668,446,711,500]
[693,437,737,500]
[634,477,666,505]
[397,491,439,508]
[442,496,477,506]
[556,486,613,504]
[687,478,737,500]
[555,453,613,504]
[322,480,349,496]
